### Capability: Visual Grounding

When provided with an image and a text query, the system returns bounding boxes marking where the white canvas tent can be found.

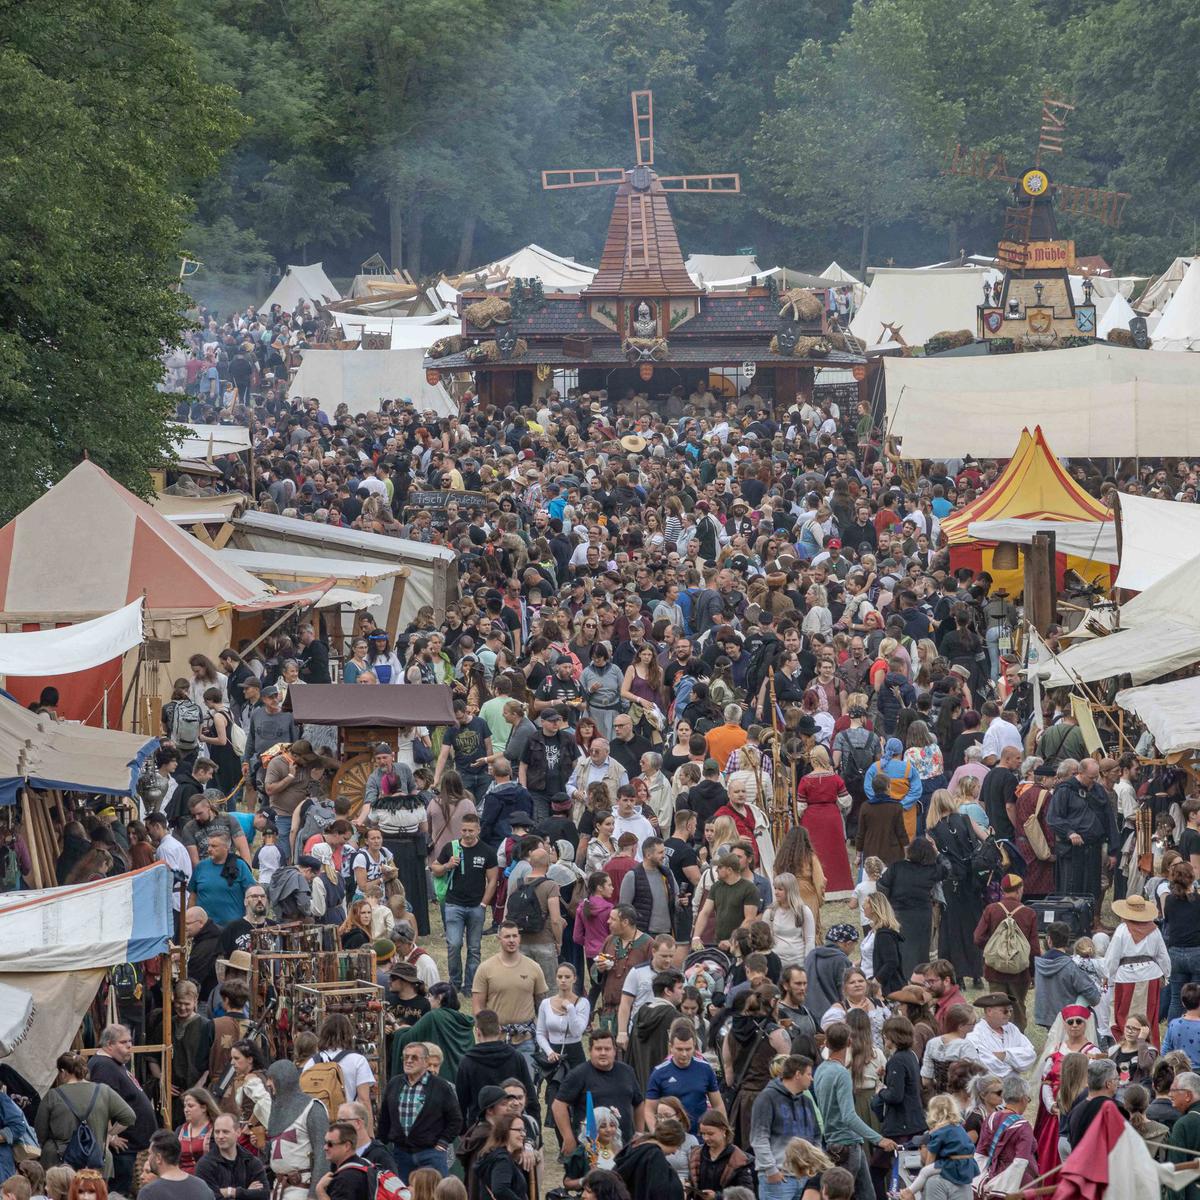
[227,510,458,626]
[1153,256,1200,351]
[849,267,995,350]
[466,244,596,292]
[1138,256,1196,314]
[965,518,1117,563]
[263,263,341,312]
[886,345,1200,458]
[1098,292,1138,340]
[173,424,252,460]
[329,311,456,337]
[822,261,869,306]
[686,254,761,286]
[288,346,455,417]
[1115,677,1200,755]
[1115,492,1200,593]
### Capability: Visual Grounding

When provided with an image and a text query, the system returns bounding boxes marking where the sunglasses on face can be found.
[1065,1018,1086,1026]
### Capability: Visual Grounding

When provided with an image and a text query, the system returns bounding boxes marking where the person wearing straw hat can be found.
[1105,893,1172,1047]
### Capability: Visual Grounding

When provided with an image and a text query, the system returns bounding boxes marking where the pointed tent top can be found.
[1097,291,1137,339]
[0,460,264,616]
[1152,256,1200,350]
[940,426,1112,546]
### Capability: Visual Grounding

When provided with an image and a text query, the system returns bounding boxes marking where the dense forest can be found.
[181,0,1200,304]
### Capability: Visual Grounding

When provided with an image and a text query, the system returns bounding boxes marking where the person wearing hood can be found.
[472,1114,531,1200]
[453,1009,538,1127]
[264,1060,327,1200]
[613,1119,686,1200]
[864,738,923,811]
[626,970,684,1091]
[479,760,534,848]
[388,982,476,1080]
[1033,921,1103,1029]
[185,906,224,997]
[803,925,859,1025]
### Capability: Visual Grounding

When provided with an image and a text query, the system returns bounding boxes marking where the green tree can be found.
[0,0,241,521]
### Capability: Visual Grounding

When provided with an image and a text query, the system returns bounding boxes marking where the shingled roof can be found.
[584,173,701,298]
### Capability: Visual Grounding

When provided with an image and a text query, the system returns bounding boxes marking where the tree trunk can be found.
[858,212,871,277]
[455,214,477,272]
[389,192,403,273]
[407,202,423,278]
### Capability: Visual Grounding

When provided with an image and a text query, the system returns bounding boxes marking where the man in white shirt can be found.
[612,792,655,861]
[146,811,192,910]
[616,935,677,1046]
[965,993,1036,1078]
[980,700,1024,766]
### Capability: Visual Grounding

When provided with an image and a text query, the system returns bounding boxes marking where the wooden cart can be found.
[288,684,457,818]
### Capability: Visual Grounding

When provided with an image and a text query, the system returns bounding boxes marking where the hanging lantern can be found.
[992,541,1020,570]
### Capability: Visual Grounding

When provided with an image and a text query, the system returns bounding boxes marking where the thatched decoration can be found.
[465,297,512,328]
[464,337,528,363]
[924,329,975,355]
[622,336,669,361]
[771,333,832,357]
[428,334,464,359]
[1106,328,1150,349]
[777,288,824,322]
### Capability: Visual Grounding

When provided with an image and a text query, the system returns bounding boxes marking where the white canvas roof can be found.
[850,267,995,349]
[329,311,456,337]
[965,518,1117,563]
[173,424,252,460]
[1115,676,1200,754]
[263,263,341,312]
[822,261,869,304]
[218,547,407,586]
[1115,492,1200,592]
[1138,256,1196,314]
[288,347,455,417]
[1153,256,1200,351]
[686,254,760,286]
[886,345,1200,458]
[468,244,596,292]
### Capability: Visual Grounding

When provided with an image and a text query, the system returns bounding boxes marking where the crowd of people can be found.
[10,306,1200,1200]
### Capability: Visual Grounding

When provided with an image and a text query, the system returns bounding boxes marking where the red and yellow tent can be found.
[941,426,1113,595]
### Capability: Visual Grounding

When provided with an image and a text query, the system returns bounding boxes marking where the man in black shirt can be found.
[610,713,651,780]
[533,656,584,717]
[663,809,702,942]
[519,708,581,823]
[335,1103,398,1173]
[552,1031,644,1153]
[89,1025,160,1195]
[217,884,271,957]
[387,963,431,1028]
[316,1121,371,1200]
[298,624,332,684]
[980,745,1022,840]
[433,813,498,991]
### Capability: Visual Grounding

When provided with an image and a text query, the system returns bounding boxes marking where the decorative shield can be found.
[852,365,867,381]
[776,323,799,355]
[983,309,1004,334]
[1028,309,1053,335]
[742,361,757,378]
[496,325,518,357]
[1130,316,1150,349]
[639,363,654,381]
[1075,306,1096,333]
[425,368,442,385]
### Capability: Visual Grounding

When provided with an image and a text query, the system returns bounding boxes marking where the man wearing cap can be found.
[392,920,441,991]
[964,993,1036,1078]
[363,743,414,833]
[518,707,580,824]
[387,963,431,1029]
[242,684,296,795]
[973,874,1041,1032]
[533,654,584,717]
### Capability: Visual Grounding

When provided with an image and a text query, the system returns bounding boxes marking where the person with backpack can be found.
[832,703,881,838]
[35,1053,135,1179]
[300,1016,377,1138]
[972,873,1041,1032]
[503,846,563,992]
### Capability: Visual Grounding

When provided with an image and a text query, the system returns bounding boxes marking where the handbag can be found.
[1022,788,1053,862]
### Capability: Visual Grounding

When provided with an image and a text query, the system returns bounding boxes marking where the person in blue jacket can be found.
[863,738,923,812]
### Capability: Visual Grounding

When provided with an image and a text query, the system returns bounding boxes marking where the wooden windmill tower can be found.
[542,90,740,344]
[944,91,1131,347]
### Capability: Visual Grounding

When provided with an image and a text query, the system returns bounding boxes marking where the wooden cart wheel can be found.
[333,753,374,820]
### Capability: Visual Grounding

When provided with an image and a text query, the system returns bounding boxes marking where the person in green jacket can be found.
[390,981,475,1080]
[1167,1072,1200,1200]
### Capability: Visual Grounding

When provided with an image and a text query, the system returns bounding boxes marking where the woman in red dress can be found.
[796,746,854,897]
[1033,1005,1097,1174]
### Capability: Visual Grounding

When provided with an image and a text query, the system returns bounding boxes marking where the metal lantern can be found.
[992,541,1021,570]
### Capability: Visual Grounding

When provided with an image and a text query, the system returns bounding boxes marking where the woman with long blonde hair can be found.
[863,891,906,996]
[783,1139,834,1200]
[765,871,816,968]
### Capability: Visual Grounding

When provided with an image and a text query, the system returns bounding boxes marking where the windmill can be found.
[542,90,739,295]
[944,90,1131,271]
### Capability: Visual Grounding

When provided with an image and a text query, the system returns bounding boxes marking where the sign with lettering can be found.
[997,239,1076,269]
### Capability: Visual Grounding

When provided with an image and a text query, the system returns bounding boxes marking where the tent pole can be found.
[239,603,302,660]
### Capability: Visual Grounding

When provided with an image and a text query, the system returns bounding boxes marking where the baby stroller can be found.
[683,946,733,1010]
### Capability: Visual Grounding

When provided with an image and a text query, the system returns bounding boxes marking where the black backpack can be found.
[60,1085,104,1169]
[838,731,879,784]
[506,878,547,934]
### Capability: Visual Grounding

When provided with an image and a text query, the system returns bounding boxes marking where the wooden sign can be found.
[997,239,1076,269]
[405,490,486,528]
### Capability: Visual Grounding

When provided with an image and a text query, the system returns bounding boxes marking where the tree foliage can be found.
[0,0,241,521]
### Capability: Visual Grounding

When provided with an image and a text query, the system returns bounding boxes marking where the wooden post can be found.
[1025,531,1056,635]
[383,568,410,642]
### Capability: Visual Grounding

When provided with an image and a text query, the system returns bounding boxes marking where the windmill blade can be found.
[631,90,654,166]
[542,168,625,190]
[626,191,650,270]
[1052,181,1131,228]
[657,174,741,193]
[942,143,1017,184]
[1036,92,1075,165]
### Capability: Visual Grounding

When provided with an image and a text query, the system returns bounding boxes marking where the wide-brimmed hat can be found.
[620,434,647,454]
[887,985,931,1007]
[217,950,253,974]
[1112,895,1157,922]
